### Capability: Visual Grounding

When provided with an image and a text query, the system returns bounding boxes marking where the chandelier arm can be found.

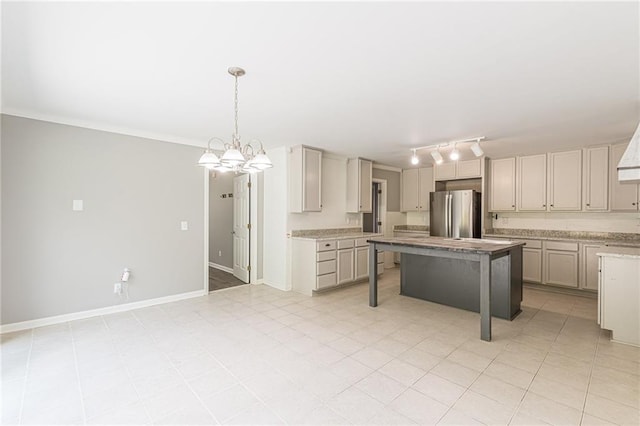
[207,137,226,151]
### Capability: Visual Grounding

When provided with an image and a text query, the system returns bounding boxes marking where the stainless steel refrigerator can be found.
[429,190,481,238]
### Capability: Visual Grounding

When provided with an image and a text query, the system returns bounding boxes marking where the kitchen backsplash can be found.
[491,212,639,234]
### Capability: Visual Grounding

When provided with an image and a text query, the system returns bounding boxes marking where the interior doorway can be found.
[363,179,387,234]
[207,171,251,292]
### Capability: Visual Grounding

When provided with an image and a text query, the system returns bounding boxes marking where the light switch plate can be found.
[181,221,189,231]
[72,200,83,211]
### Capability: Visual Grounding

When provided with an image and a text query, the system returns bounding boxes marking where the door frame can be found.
[204,171,261,293]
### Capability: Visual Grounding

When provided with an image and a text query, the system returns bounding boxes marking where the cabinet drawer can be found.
[337,239,355,249]
[521,239,542,249]
[317,259,336,275]
[317,273,337,289]
[317,240,336,252]
[356,238,369,247]
[317,250,336,262]
[544,241,578,252]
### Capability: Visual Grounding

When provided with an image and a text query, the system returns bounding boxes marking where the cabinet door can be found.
[418,167,433,211]
[337,249,355,284]
[518,154,547,211]
[355,246,369,280]
[457,159,482,178]
[523,248,542,283]
[544,250,578,288]
[360,159,373,212]
[434,162,456,181]
[582,245,603,291]
[401,169,419,212]
[303,148,322,212]
[610,142,639,211]
[584,146,609,211]
[549,150,582,211]
[489,158,516,211]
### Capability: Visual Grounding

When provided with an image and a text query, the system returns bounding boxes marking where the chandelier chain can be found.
[234,75,239,141]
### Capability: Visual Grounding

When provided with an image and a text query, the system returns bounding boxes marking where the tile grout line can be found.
[507,303,573,425]
[578,331,600,425]
[68,321,88,425]
[131,308,224,425]
[16,328,34,425]
[99,314,154,425]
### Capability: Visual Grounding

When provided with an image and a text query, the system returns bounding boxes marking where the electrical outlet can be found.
[114,282,122,295]
[218,250,222,257]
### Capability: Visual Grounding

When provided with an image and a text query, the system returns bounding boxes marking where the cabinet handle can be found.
[550,204,554,207]
[586,203,590,206]
[543,204,546,207]
[325,243,331,247]
[633,203,637,206]
[512,205,515,208]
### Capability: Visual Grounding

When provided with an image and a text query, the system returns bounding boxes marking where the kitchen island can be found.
[367,236,524,341]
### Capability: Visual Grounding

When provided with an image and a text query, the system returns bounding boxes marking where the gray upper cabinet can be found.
[347,158,373,213]
[583,146,609,211]
[518,154,547,211]
[548,150,582,211]
[289,145,322,213]
[401,167,433,212]
[489,157,516,211]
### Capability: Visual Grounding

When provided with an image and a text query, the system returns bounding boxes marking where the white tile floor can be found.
[2,268,639,425]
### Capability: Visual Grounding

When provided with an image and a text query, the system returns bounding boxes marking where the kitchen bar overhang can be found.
[367,236,525,342]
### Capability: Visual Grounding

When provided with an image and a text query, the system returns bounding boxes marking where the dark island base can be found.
[400,252,522,320]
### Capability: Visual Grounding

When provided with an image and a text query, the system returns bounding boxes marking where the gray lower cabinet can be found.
[543,241,579,288]
[292,236,382,296]
[520,239,543,283]
[337,248,355,285]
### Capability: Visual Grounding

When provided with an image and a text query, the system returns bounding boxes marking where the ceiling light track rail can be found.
[409,136,485,165]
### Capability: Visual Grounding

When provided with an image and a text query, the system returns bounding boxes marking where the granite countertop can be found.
[290,227,383,241]
[367,235,525,255]
[393,225,429,232]
[485,228,640,248]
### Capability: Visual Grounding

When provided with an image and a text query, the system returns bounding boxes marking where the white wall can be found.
[262,146,289,291]
[492,212,640,233]
[1,115,205,325]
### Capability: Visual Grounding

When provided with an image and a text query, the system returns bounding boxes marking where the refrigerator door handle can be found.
[446,193,451,238]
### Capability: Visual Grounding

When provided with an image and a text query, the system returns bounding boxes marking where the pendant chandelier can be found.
[198,67,273,173]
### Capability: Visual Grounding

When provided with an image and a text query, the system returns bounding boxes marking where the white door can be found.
[233,174,250,283]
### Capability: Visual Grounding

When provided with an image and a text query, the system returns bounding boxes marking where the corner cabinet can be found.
[347,158,372,213]
[610,142,640,211]
[291,236,382,296]
[489,157,516,211]
[401,167,434,212]
[289,145,322,213]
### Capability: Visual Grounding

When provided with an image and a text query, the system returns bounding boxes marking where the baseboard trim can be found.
[208,262,233,274]
[0,289,207,334]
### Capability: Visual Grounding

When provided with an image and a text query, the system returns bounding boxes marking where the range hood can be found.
[618,122,640,183]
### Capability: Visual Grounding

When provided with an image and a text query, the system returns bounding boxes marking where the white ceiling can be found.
[2,1,639,168]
